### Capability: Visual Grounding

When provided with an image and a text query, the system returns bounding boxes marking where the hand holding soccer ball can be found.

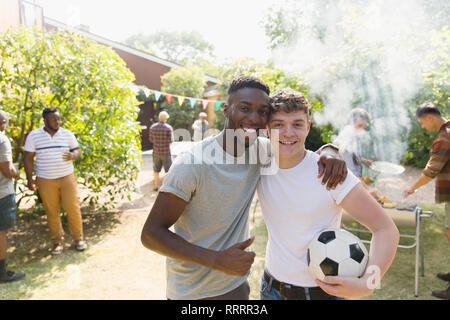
[307,229,376,298]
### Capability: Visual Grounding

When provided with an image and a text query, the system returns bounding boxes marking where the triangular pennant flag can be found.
[153,91,162,102]
[166,94,173,105]
[189,98,197,109]
[202,99,209,110]
[215,101,222,110]
[177,96,185,106]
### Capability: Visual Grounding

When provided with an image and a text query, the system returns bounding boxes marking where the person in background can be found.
[334,108,379,200]
[149,111,174,192]
[24,108,86,255]
[192,112,209,142]
[0,110,25,283]
[404,102,450,300]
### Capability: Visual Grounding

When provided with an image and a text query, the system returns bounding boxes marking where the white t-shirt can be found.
[192,119,209,142]
[256,150,360,287]
[24,127,79,179]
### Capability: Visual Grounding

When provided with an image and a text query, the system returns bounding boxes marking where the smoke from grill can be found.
[270,0,446,164]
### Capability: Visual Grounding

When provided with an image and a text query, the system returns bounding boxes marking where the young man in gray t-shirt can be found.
[141,76,347,300]
[0,111,25,283]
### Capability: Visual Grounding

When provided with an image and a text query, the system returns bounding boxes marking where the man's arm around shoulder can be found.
[315,144,348,190]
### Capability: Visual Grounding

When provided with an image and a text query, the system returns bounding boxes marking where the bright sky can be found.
[34,0,275,62]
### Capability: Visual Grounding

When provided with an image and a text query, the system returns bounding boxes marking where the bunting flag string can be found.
[189,98,196,109]
[177,96,185,106]
[165,94,173,105]
[150,90,224,110]
[202,99,209,110]
[153,91,162,102]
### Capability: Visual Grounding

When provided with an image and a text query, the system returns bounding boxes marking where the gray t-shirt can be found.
[0,132,15,199]
[159,134,264,300]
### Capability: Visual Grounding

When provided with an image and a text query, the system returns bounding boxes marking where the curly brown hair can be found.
[270,88,311,119]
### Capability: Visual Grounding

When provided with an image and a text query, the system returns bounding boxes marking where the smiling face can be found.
[43,112,61,133]
[269,110,310,166]
[223,87,271,148]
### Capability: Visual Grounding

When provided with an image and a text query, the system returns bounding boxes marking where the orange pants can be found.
[36,173,83,244]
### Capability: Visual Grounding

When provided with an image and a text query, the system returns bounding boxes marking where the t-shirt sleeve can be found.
[68,131,79,149]
[24,132,36,152]
[0,137,12,162]
[159,153,199,202]
[329,170,360,205]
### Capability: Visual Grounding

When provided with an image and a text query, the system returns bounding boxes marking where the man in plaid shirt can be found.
[404,102,450,300]
[149,111,174,191]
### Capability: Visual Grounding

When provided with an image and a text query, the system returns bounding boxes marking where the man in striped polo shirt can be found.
[24,108,86,255]
[404,102,450,300]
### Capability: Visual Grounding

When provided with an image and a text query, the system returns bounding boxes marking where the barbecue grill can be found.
[342,205,434,297]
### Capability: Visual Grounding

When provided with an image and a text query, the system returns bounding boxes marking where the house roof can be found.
[44,17,221,86]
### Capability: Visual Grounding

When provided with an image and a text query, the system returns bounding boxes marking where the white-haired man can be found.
[192,112,209,142]
[149,111,174,191]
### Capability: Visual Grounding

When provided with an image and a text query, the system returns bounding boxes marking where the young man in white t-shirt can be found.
[257,88,400,300]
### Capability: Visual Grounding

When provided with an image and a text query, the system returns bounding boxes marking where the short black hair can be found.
[416,102,441,118]
[227,76,270,96]
[42,107,58,118]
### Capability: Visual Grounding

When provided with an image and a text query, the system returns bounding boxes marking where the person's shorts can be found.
[0,194,17,231]
[153,154,172,173]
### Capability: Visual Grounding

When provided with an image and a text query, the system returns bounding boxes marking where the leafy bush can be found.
[403,27,450,167]
[0,28,142,211]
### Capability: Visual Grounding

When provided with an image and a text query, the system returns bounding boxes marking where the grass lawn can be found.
[248,201,449,300]
[0,197,447,300]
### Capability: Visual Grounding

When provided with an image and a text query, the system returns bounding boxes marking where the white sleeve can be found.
[68,131,79,149]
[330,170,360,205]
[192,120,200,130]
[24,132,36,152]
[0,137,12,162]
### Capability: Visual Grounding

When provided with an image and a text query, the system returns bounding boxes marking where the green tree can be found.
[159,66,207,136]
[404,26,450,167]
[0,28,142,211]
[261,0,450,165]
[125,30,215,66]
[213,59,327,149]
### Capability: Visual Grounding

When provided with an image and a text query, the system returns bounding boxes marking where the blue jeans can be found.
[0,194,17,231]
[259,275,345,300]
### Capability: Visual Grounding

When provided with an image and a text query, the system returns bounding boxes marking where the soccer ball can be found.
[307,229,368,281]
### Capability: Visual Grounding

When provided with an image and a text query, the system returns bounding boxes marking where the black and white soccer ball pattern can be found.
[307,229,368,281]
